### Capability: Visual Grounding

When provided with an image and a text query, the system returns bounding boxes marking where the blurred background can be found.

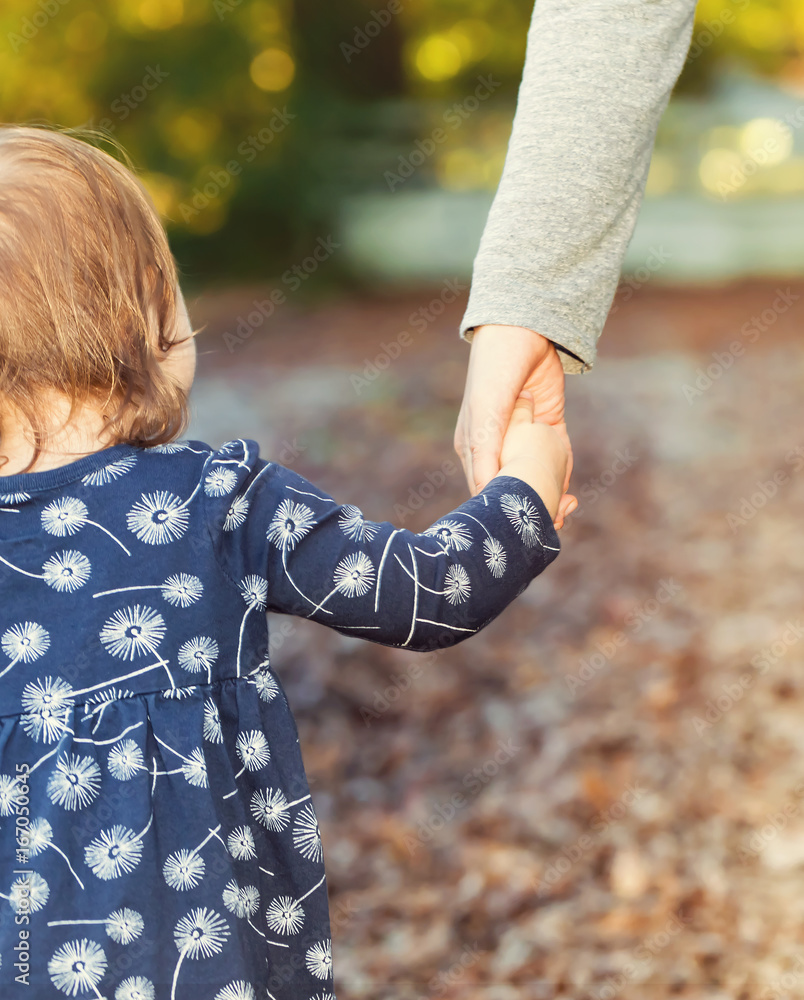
[4,1,804,996]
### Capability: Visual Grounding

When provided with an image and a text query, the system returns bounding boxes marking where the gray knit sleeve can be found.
[460,0,698,373]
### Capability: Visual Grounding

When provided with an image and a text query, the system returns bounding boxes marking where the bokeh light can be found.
[249,48,295,92]
[699,148,746,196]
[739,117,793,165]
[165,110,221,159]
[413,34,463,82]
[137,0,185,31]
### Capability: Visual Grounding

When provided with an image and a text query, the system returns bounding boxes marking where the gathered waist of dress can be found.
[0,666,280,725]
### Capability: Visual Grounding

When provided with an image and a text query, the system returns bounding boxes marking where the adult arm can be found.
[461,0,698,371]
[456,0,698,494]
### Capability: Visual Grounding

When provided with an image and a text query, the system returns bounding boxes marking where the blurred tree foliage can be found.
[0,0,801,287]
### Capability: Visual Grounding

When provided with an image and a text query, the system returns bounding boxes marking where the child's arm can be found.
[495,389,571,520]
[203,435,566,653]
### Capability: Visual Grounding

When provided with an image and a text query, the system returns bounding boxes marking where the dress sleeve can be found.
[202,440,559,653]
[460,0,698,373]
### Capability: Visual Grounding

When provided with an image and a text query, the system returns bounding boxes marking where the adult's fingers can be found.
[458,409,506,496]
[455,327,554,495]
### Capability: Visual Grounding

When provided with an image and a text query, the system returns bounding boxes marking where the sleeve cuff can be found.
[458,301,599,375]
[480,473,561,561]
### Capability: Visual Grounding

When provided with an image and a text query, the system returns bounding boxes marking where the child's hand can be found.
[496,392,577,527]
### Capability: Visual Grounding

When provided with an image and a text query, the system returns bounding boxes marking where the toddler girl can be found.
[0,126,571,998]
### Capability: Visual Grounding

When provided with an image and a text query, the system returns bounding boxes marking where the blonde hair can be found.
[0,124,191,473]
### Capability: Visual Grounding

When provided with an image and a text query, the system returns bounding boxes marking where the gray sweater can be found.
[460,0,698,373]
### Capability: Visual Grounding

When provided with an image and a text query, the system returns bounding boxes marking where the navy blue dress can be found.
[0,437,559,998]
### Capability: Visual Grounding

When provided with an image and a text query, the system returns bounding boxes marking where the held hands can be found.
[454,324,576,528]
[496,392,577,528]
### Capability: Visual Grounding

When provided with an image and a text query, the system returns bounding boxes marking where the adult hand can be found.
[454,324,575,523]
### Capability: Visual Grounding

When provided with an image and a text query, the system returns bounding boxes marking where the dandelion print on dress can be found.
[99,605,166,661]
[81,453,137,486]
[483,537,507,578]
[172,907,231,999]
[338,504,378,542]
[20,677,75,743]
[0,436,558,994]
[116,977,156,1000]
[107,739,146,780]
[41,550,92,592]
[47,907,144,945]
[424,519,473,552]
[215,984,257,1000]
[127,491,191,545]
[46,752,102,810]
[266,896,305,936]
[0,620,49,678]
[48,938,107,996]
[41,496,131,554]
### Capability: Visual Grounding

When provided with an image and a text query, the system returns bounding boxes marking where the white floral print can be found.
[444,564,472,605]
[338,504,378,542]
[82,454,137,486]
[84,825,144,881]
[99,605,166,660]
[0,436,558,996]
[483,537,507,577]
[48,938,107,996]
[107,739,146,780]
[424,519,473,551]
[42,550,92,592]
[306,939,333,980]
[332,552,375,598]
[500,492,543,547]
[266,896,305,935]
[205,467,238,496]
[127,491,190,544]
[116,977,155,1000]
[266,499,316,551]
[1,620,50,665]
[46,752,102,811]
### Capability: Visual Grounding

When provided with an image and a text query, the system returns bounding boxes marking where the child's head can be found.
[0,124,196,472]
